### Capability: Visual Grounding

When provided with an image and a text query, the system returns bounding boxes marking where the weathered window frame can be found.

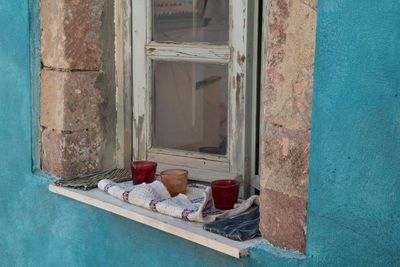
[116,0,260,195]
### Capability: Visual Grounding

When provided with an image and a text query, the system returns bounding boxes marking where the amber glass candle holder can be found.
[131,161,157,185]
[160,169,188,197]
[211,179,240,210]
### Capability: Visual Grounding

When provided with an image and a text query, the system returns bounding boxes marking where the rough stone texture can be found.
[40,0,116,178]
[41,128,104,178]
[264,0,316,130]
[259,0,317,253]
[40,0,104,70]
[262,123,310,198]
[260,189,307,254]
[300,0,317,11]
[40,70,104,131]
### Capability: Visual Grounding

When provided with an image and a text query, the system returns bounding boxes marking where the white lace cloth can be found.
[98,179,259,223]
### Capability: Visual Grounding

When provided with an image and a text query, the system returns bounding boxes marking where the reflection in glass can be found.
[152,0,229,44]
[153,61,228,155]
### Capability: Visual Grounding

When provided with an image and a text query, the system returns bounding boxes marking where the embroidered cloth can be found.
[98,179,259,223]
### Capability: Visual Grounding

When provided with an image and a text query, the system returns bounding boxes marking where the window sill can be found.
[49,184,262,258]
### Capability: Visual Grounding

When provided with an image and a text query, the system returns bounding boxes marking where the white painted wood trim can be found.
[132,0,149,160]
[149,147,228,162]
[148,150,229,173]
[228,0,250,195]
[115,0,133,168]
[49,185,262,258]
[157,163,240,183]
[146,42,230,64]
[144,1,154,161]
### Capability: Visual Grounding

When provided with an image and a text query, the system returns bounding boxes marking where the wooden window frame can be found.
[116,0,260,196]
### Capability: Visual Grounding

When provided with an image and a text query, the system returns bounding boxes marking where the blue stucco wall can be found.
[1,0,399,266]
[307,0,400,266]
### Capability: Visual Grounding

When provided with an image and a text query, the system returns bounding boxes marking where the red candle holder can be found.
[211,179,240,210]
[131,161,157,185]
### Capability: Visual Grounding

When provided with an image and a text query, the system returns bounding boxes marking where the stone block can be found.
[260,123,310,198]
[301,0,317,11]
[264,0,317,131]
[40,0,104,70]
[41,128,104,179]
[40,70,104,131]
[260,189,307,254]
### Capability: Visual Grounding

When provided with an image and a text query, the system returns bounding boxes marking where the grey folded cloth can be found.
[54,168,131,191]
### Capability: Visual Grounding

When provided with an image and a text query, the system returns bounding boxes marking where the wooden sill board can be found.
[49,184,262,258]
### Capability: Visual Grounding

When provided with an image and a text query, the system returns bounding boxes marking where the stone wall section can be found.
[40,0,115,178]
[260,0,317,253]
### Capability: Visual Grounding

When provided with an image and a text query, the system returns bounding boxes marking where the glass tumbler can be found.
[211,179,240,210]
[160,169,188,197]
[131,161,157,185]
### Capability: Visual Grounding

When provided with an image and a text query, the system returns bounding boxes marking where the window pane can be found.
[153,61,228,155]
[152,0,229,44]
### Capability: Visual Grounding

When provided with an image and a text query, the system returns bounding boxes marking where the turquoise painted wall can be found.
[1,0,399,266]
[307,0,400,266]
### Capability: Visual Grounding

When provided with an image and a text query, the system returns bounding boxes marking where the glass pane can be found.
[153,61,228,155]
[152,0,229,44]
